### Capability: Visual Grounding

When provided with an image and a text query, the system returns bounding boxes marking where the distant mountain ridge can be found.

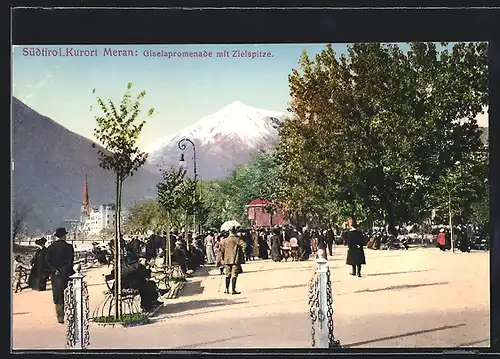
[12,98,488,232]
[146,101,290,179]
[12,97,161,232]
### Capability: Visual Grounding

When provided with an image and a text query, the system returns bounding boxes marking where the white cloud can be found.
[22,93,33,102]
[21,72,55,105]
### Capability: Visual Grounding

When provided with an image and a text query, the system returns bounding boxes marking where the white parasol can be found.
[220,220,241,232]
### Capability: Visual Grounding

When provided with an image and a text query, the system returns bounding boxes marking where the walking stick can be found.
[217,272,223,292]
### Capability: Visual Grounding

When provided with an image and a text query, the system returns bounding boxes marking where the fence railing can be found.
[309,249,342,348]
[73,250,94,267]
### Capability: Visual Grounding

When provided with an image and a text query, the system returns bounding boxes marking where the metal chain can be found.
[64,281,76,348]
[81,281,91,348]
[326,268,342,348]
[64,279,91,349]
[308,267,319,347]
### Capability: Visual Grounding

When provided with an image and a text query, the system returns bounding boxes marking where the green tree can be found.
[278,42,488,234]
[156,166,190,265]
[91,82,154,320]
[123,199,167,235]
[194,151,284,230]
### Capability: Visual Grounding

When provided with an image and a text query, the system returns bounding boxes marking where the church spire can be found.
[82,174,89,215]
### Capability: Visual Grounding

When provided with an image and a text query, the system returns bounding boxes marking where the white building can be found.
[82,203,116,235]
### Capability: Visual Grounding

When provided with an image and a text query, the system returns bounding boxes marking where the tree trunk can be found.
[117,177,124,317]
[113,175,123,320]
[386,202,397,236]
[164,211,171,267]
[448,192,454,253]
[185,210,189,245]
[113,176,120,320]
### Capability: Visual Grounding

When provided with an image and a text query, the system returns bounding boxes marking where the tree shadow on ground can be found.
[180,279,205,297]
[152,297,305,321]
[249,282,339,293]
[458,338,489,347]
[343,323,466,347]
[175,334,256,349]
[192,266,211,277]
[353,281,449,294]
[250,283,309,292]
[365,269,432,277]
[153,298,248,318]
[243,264,315,274]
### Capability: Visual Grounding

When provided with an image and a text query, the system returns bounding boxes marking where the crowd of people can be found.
[12,217,369,323]
[22,216,483,323]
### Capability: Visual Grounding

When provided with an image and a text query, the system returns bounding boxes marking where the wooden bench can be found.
[149,261,187,291]
[92,276,142,319]
[12,265,30,292]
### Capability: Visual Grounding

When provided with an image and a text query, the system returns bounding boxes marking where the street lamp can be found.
[179,153,187,169]
[177,137,199,235]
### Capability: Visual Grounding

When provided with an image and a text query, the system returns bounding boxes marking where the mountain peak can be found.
[146,103,290,177]
[146,102,288,154]
[227,100,247,108]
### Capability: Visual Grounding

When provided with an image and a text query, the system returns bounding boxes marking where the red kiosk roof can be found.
[247,198,269,206]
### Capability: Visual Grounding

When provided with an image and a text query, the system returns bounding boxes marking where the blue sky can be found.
[13,42,468,150]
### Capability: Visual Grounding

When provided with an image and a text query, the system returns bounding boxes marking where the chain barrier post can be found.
[64,264,90,349]
[315,249,329,348]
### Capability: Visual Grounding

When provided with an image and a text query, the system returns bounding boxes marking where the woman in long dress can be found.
[251,229,260,259]
[28,237,48,291]
[270,228,282,262]
[204,232,216,265]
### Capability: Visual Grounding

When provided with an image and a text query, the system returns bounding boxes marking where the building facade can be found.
[246,198,286,227]
[82,204,116,235]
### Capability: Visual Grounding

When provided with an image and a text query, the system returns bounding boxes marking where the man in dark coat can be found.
[317,230,328,260]
[108,252,162,313]
[92,242,109,265]
[300,229,312,260]
[45,228,75,323]
[345,217,366,277]
[121,255,161,312]
[189,239,204,269]
[221,227,247,294]
[244,230,253,261]
[458,226,470,252]
[326,228,335,256]
[258,231,269,259]
[270,228,282,262]
[171,240,188,274]
[28,237,49,291]
[126,237,143,257]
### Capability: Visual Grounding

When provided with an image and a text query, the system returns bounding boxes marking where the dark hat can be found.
[54,227,68,237]
[35,237,47,246]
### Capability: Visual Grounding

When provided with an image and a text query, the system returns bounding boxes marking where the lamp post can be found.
[178,137,198,235]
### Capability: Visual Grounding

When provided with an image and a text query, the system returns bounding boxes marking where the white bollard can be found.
[315,249,329,348]
[66,264,90,349]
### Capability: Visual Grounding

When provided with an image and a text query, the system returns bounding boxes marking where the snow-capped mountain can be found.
[146,101,290,179]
